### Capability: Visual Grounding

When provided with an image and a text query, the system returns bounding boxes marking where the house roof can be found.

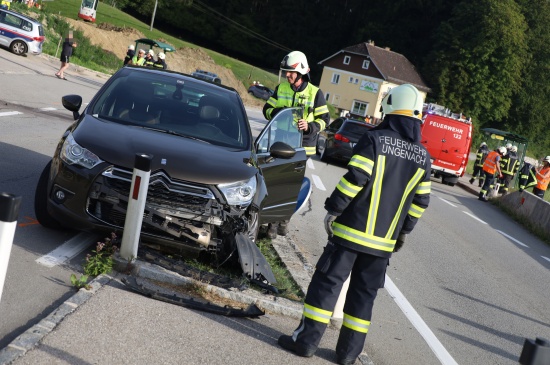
[321,42,430,92]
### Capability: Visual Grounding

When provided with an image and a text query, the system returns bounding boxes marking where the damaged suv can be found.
[34,66,308,287]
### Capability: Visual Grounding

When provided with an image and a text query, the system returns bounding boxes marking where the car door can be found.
[320,117,344,151]
[255,107,307,224]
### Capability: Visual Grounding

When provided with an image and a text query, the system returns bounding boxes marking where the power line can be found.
[191,0,292,53]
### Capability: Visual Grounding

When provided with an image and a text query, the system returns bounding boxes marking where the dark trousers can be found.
[293,241,388,361]
[499,174,514,194]
[533,187,546,199]
[480,171,496,198]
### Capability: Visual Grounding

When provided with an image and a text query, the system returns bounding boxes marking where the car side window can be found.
[256,107,302,154]
[4,13,21,28]
[330,118,344,130]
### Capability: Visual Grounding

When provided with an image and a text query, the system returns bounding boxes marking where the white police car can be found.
[0,8,45,55]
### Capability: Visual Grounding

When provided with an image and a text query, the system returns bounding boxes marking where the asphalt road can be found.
[1,51,549,365]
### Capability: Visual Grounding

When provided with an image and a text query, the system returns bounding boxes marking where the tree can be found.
[425,0,527,127]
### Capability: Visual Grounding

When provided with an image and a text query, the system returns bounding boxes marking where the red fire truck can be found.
[421,103,473,186]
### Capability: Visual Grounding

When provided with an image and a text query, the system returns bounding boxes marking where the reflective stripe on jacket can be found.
[535,166,550,190]
[475,147,489,167]
[500,152,519,176]
[263,81,329,156]
[325,128,431,258]
[483,151,500,174]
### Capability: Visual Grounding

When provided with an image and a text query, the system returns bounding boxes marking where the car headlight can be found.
[218,176,256,206]
[60,133,103,169]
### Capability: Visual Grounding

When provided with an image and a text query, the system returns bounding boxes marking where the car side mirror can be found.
[269,141,296,159]
[62,94,83,120]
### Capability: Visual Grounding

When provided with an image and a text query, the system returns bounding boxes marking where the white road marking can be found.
[39,107,57,111]
[0,111,23,117]
[462,211,487,225]
[542,256,550,263]
[307,158,315,170]
[385,275,458,365]
[36,232,97,268]
[437,196,457,207]
[311,174,326,191]
[495,230,529,248]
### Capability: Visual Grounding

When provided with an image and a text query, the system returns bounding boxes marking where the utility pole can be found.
[149,0,158,31]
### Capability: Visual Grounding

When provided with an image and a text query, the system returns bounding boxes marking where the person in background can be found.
[262,50,329,238]
[123,44,135,66]
[144,49,156,67]
[154,52,167,70]
[533,156,550,199]
[470,142,489,187]
[498,144,519,195]
[277,84,431,365]
[55,30,77,80]
[478,146,506,202]
[130,49,146,66]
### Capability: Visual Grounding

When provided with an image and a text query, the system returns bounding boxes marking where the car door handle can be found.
[294,164,305,172]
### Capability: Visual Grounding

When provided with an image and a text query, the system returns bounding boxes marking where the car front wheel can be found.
[10,40,27,56]
[34,161,63,229]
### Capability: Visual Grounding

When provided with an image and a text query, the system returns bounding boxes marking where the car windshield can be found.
[89,69,249,149]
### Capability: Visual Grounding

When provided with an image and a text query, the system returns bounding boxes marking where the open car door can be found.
[255,107,307,224]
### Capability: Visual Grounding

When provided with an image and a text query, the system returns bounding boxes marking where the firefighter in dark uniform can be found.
[277,84,431,365]
[470,142,489,187]
[498,144,519,195]
[263,50,330,238]
[478,146,506,201]
[518,160,537,192]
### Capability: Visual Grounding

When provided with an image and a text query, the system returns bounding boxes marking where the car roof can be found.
[134,38,175,52]
[2,8,42,24]
[123,66,234,93]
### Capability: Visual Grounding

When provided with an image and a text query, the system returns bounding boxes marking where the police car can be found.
[0,8,45,55]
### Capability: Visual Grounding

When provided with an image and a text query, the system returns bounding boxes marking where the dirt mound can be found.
[65,18,264,109]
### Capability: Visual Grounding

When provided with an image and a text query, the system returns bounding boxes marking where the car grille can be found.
[87,166,220,230]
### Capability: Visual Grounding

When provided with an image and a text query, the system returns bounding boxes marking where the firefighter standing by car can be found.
[144,49,156,67]
[478,146,506,202]
[262,50,330,238]
[469,142,489,187]
[276,84,431,365]
[533,156,550,199]
[498,144,519,195]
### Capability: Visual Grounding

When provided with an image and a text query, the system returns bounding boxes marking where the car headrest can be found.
[200,105,220,119]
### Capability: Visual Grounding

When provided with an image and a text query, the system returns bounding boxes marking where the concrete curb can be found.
[0,275,113,365]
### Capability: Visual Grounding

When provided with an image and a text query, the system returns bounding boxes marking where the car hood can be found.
[72,116,257,185]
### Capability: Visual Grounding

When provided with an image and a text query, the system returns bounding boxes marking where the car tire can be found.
[10,40,27,56]
[34,161,63,229]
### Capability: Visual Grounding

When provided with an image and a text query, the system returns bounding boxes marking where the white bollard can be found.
[0,193,22,303]
[331,274,350,327]
[120,154,152,261]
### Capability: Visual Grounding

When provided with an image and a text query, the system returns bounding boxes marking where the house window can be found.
[351,100,368,117]
[325,92,331,102]
[348,76,354,83]
[354,78,359,84]
[362,60,370,69]
[343,56,351,65]
[331,73,340,84]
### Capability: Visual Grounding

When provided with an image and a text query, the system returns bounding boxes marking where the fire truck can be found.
[421,103,473,186]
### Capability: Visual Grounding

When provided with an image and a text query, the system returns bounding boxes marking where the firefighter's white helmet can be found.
[128,44,135,51]
[498,146,507,155]
[280,51,309,75]
[506,143,512,149]
[480,142,487,147]
[544,156,550,163]
[380,84,424,121]
[511,145,518,153]
[148,49,155,56]
[158,52,165,60]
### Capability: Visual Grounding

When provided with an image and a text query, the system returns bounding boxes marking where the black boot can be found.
[469,178,475,184]
[277,335,316,357]
[267,223,277,239]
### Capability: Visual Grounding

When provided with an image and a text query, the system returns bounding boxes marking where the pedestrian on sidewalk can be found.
[55,30,77,80]
[277,84,431,365]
